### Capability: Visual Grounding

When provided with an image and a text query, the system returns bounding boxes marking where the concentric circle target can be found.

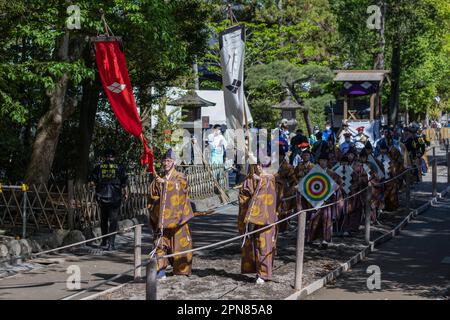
[303,173,331,202]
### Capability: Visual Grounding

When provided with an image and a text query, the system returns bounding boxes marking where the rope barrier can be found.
[0,224,143,264]
[4,159,444,299]
[153,166,417,260]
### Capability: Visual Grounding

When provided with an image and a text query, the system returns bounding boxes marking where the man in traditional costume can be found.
[377,141,400,212]
[354,126,369,152]
[338,121,353,144]
[306,152,342,246]
[294,149,316,233]
[340,149,368,235]
[148,149,194,279]
[238,156,278,284]
[276,151,297,232]
[361,145,385,223]
[383,146,406,211]
[339,132,355,155]
[327,135,342,168]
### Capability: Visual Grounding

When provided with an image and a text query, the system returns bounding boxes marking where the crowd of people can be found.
[91,119,433,285]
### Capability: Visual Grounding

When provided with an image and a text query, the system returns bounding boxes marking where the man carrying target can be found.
[298,152,342,247]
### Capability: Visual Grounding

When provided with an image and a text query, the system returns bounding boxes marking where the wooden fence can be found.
[0,165,228,232]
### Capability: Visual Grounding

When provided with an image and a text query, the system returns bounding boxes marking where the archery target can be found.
[303,174,330,201]
[298,165,337,208]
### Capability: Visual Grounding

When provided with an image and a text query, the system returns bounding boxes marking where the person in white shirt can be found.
[207,124,228,164]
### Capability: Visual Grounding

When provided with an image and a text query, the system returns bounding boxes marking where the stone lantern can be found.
[168,90,216,134]
[272,90,304,132]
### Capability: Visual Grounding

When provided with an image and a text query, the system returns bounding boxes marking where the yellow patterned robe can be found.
[238,173,278,280]
[149,169,194,275]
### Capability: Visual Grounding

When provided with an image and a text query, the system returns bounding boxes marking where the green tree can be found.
[246,60,335,134]
[0,0,209,184]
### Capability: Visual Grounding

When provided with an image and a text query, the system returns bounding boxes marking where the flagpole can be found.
[226,3,251,171]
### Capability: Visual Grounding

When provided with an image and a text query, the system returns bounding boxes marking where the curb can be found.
[285,186,450,300]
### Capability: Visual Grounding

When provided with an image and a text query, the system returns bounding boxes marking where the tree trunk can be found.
[75,78,101,186]
[290,86,313,136]
[24,33,71,185]
[373,1,386,120]
[25,74,69,185]
[388,32,401,126]
[302,110,313,136]
[374,0,386,70]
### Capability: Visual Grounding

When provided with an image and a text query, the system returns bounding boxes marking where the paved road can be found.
[306,193,450,300]
[0,203,239,300]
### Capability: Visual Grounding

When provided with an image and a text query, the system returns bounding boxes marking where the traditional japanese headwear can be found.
[359,148,368,158]
[162,148,176,161]
[301,148,311,155]
[379,141,388,150]
[318,152,329,160]
[357,126,365,133]
[344,132,352,137]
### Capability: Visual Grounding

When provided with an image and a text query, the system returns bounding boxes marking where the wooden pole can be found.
[343,95,348,121]
[68,180,74,230]
[134,224,142,281]
[294,196,306,291]
[22,186,27,239]
[146,258,157,300]
[446,143,450,184]
[365,185,372,245]
[432,147,437,197]
[370,94,375,121]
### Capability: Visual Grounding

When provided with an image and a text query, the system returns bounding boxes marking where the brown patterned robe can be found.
[384,147,405,211]
[149,169,194,275]
[306,166,342,243]
[342,161,368,232]
[238,173,278,280]
[294,161,315,213]
[276,160,297,232]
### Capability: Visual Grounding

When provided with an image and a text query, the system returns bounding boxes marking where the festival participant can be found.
[416,127,431,175]
[294,149,315,183]
[148,149,194,279]
[327,135,342,168]
[339,132,355,155]
[294,149,315,239]
[238,157,278,284]
[354,126,369,151]
[338,121,353,145]
[306,152,342,246]
[402,127,421,182]
[341,148,368,235]
[276,151,297,232]
[289,129,309,165]
[377,141,400,212]
[311,131,327,162]
[361,143,385,223]
[384,146,406,211]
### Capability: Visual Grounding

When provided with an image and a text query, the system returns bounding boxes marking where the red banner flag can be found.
[94,39,154,174]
